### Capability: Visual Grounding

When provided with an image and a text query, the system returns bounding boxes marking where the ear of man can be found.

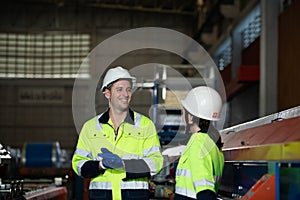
[104,89,111,99]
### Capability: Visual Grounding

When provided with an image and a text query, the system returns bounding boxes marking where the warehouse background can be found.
[0,0,300,199]
[1,0,299,155]
[0,0,196,150]
[2,0,299,150]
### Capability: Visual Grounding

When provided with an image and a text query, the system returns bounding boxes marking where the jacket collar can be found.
[98,108,135,125]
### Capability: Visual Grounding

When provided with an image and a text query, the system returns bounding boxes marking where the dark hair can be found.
[198,118,210,133]
[184,107,223,149]
[183,107,210,133]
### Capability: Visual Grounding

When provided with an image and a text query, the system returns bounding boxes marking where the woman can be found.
[174,86,224,200]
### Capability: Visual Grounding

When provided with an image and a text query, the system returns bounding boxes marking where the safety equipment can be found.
[181,86,222,121]
[72,109,163,200]
[98,148,124,169]
[175,133,224,199]
[101,66,136,91]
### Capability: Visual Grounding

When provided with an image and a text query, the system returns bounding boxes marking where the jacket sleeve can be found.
[126,119,163,178]
[190,136,218,195]
[81,160,104,178]
[196,190,216,200]
[123,159,151,179]
[122,117,163,179]
[144,119,164,176]
[72,122,104,178]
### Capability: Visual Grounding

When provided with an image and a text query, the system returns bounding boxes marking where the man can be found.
[72,66,163,200]
[174,86,224,200]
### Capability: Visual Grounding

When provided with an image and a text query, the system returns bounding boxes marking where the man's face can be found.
[105,80,132,112]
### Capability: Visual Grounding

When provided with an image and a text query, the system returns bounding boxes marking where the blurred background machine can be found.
[219,106,300,199]
[0,142,71,200]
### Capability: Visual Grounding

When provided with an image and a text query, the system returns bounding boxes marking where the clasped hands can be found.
[97,148,124,170]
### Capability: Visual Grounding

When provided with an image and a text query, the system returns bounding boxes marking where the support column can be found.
[259,0,280,116]
[231,29,243,79]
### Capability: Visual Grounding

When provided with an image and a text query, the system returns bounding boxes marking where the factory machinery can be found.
[218,106,300,199]
[0,142,71,200]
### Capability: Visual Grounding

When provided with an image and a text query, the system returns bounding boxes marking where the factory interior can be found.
[1,0,300,199]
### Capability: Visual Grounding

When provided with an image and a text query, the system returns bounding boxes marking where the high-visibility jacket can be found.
[72,109,163,200]
[175,132,224,199]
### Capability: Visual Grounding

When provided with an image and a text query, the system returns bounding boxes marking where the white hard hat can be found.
[181,86,222,121]
[101,66,136,91]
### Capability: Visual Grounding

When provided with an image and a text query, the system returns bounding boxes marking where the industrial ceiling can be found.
[7,0,254,50]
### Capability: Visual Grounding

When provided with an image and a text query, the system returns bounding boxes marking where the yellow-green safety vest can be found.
[72,111,163,200]
[175,132,224,199]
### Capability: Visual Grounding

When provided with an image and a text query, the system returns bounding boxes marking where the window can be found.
[213,38,232,71]
[242,13,261,48]
[0,32,91,78]
[218,45,232,71]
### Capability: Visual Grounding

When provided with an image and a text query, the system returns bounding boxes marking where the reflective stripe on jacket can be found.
[175,132,224,199]
[72,109,163,199]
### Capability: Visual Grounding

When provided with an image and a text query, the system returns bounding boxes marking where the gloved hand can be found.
[98,148,124,169]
